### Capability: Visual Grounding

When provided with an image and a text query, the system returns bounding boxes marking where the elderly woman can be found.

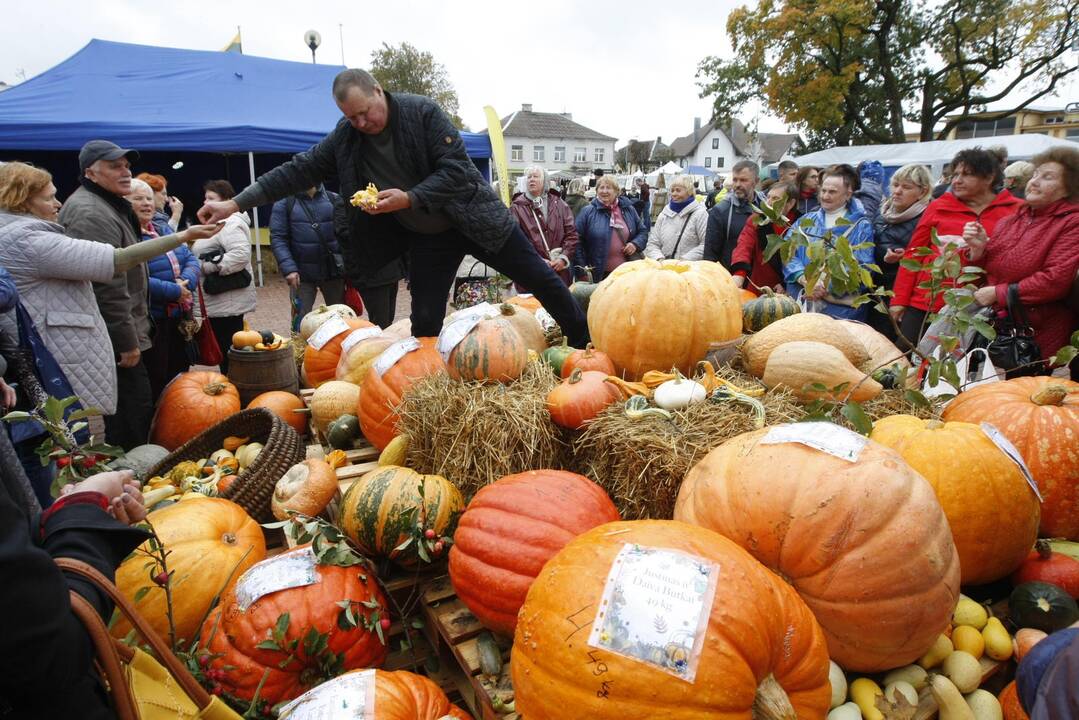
[796,165,821,215]
[645,175,708,261]
[126,178,199,401]
[565,178,589,220]
[192,179,256,375]
[870,163,934,339]
[784,165,876,320]
[0,162,214,419]
[135,172,182,234]
[1004,161,1035,200]
[730,181,800,292]
[890,147,1022,349]
[510,166,579,287]
[965,146,1079,368]
[574,175,648,283]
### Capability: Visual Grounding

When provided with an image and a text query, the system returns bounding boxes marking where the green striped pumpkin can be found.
[741,289,801,333]
[340,465,464,569]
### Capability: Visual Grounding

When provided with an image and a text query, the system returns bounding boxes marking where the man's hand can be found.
[622,242,638,257]
[285,272,301,289]
[197,199,240,224]
[884,248,904,264]
[974,285,997,307]
[180,224,224,244]
[62,470,147,525]
[117,348,141,368]
[366,189,411,214]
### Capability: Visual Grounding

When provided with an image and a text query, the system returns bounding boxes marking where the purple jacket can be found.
[510,190,579,287]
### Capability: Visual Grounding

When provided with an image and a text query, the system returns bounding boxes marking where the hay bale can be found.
[396,361,566,500]
[573,368,802,520]
[861,389,944,423]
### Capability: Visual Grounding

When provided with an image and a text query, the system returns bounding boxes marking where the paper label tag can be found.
[233,547,319,611]
[588,544,718,683]
[981,423,1043,502]
[278,669,375,719]
[534,307,558,332]
[937,234,966,249]
[374,337,421,378]
[307,315,351,351]
[340,327,384,354]
[436,303,500,362]
[761,421,867,462]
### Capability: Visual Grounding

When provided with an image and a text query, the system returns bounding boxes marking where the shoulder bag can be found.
[986,283,1043,377]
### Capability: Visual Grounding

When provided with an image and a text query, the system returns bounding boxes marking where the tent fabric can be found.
[683,165,717,176]
[0,39,491,159]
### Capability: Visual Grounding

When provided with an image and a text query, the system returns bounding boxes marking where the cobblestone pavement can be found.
[244,274,413,336]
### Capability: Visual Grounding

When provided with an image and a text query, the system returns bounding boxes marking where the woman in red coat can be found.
[730,181,799,293]
[890,147,1022,349]
[965,146,1079,365]
[509,166,579,289]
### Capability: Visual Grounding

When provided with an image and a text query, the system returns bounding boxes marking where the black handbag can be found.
[199,248,252,295]
[986,283,1043,377]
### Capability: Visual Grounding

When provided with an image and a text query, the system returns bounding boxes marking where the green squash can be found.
[1010,581,1079,632]
[569,267,599,314]
[541,337,577,377]
[326,414,362,450]
[741,288,801,333]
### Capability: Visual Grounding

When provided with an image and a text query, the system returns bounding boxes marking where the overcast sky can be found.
[0,0,784,147]
[2,0,1075,149]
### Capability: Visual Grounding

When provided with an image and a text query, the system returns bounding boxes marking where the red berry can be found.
[433,541,445,554]
[211,686,223,696]
[81,456,98,469]
[56,456,71,468]
[153,571,169,586]
[198,654,210,668]
[379,617,392,630]
[424,528,436,539]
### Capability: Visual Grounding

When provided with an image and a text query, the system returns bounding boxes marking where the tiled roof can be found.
[498,110,616,141]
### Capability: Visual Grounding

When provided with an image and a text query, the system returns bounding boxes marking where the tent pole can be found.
[248,151,263,286]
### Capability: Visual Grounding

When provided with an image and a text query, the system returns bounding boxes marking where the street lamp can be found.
[304,30,321,64]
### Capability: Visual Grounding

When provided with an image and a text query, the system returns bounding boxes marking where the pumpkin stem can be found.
[752,674,797,720]
[926,419,945,430]
[221,532,237,546]
[1035,538,1052,560]
[204,382,227,396]
[568,368,584,384]
[499,303,515,316]
[1031,384,1069,406]
[583,342,596,358]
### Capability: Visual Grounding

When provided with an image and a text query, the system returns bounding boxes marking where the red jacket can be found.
[730,210,799,291]
[891,190,1022,311]
[510,190,579,287]
[980,199,1079,360]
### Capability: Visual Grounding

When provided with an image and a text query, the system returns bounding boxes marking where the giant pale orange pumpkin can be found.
[444,313,529,383]
[114,498,265,645]
[150,371,241,450]
[871,415,1040,585]
[358,338,446,450]
[943,378,1079,540]
[335,330,395,386]
[276,669,470,720]
[449,470,619,636]
[587,258,743,380]
[203,545,389,705]
[303,316,374,387]
[674,424,961,672]
[505,294,543,314]
[511,520,831,719]
[247,390,307,437]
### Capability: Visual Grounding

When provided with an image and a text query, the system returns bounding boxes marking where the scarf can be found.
[880,195,931,225]
[669,198,693,213]
[80,178,142,239]
[526,190,548,220]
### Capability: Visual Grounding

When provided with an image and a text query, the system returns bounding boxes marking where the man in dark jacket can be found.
[270,186,346,317]
[198,69,588,345]
[704,160,763,270]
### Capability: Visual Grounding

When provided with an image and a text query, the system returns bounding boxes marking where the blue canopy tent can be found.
[0,39,492,280]
[683,165,717,176]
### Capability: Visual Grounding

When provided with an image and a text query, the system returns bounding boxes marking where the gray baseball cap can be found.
[78,140,139,171]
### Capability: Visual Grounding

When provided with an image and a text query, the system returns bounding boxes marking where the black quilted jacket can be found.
[235,91,515,269]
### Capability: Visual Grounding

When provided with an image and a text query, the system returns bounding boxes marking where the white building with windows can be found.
[495,104,617,180]
[669,118,802,173]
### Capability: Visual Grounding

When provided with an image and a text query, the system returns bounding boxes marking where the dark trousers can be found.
[296,279,345,317]
[408,225,589,346]
[143,315,191,403]
[358,283,399,329]
[209,315,245,375]
[105,360,153,451]
[897,307,928,352]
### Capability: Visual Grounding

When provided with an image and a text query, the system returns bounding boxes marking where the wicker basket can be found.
[145,408,304,521]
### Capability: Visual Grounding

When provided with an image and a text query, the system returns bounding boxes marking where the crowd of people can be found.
[0,64,1077,718]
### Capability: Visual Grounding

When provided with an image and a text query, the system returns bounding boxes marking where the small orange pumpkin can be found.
[150,371,241,451]
[444,314,528,383]
[739,287,758,304]
[546,369,621,430]
[561,343,616,378]
[247,391,307,437]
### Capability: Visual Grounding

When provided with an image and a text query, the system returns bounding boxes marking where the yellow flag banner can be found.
[484,105,510,207]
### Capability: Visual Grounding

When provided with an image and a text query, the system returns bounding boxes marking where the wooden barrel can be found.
[227,345,300,406]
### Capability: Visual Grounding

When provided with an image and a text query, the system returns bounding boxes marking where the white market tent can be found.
[794,134,1079,178]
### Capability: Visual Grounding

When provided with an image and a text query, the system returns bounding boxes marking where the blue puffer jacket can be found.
[142,232,200,319]
[269,189,342,282]
[783,198,876,320]
[574,196,649,283]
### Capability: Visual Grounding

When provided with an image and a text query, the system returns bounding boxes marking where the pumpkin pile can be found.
[231,328,288,352]
[143,433,265,508]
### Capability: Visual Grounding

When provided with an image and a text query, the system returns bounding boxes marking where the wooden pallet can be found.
[420,576,516,720]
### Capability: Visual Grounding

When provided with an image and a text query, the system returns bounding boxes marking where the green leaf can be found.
[900,258,925,271]
[904,389,931,409]
[840,402,873,436]
[133,585,152,604]
[1051,345,1078,367]
[273,612,290,644]
[256,639,281,651]
[971,317,997,342]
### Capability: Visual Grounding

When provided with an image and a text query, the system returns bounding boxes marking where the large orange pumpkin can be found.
[449,470,619,636]
[203,545,389,705]
[114,498,265,645]
[673,424,961,672]
[335,330,395,385]
[443,313,528,383]
[358,337,446,450]
[587,258,743,380]
[247,390,307,437]
[870,415,1040,585]
[150,371,241,450]
[511,520,831,719]
[303,316,374,387]
[943,378,1079,539]
[278,669,471,720]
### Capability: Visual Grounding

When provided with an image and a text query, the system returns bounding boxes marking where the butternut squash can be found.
[883,664,928,691]
[742,312,871,377]
[761,340,883,403]
[918,634,954,669]
[930,674,975,720]
[942,650,982,694]
[953,625,986,660]
[850,677,884,720]
[982,617,1013,661]
[964,689,1003,720]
